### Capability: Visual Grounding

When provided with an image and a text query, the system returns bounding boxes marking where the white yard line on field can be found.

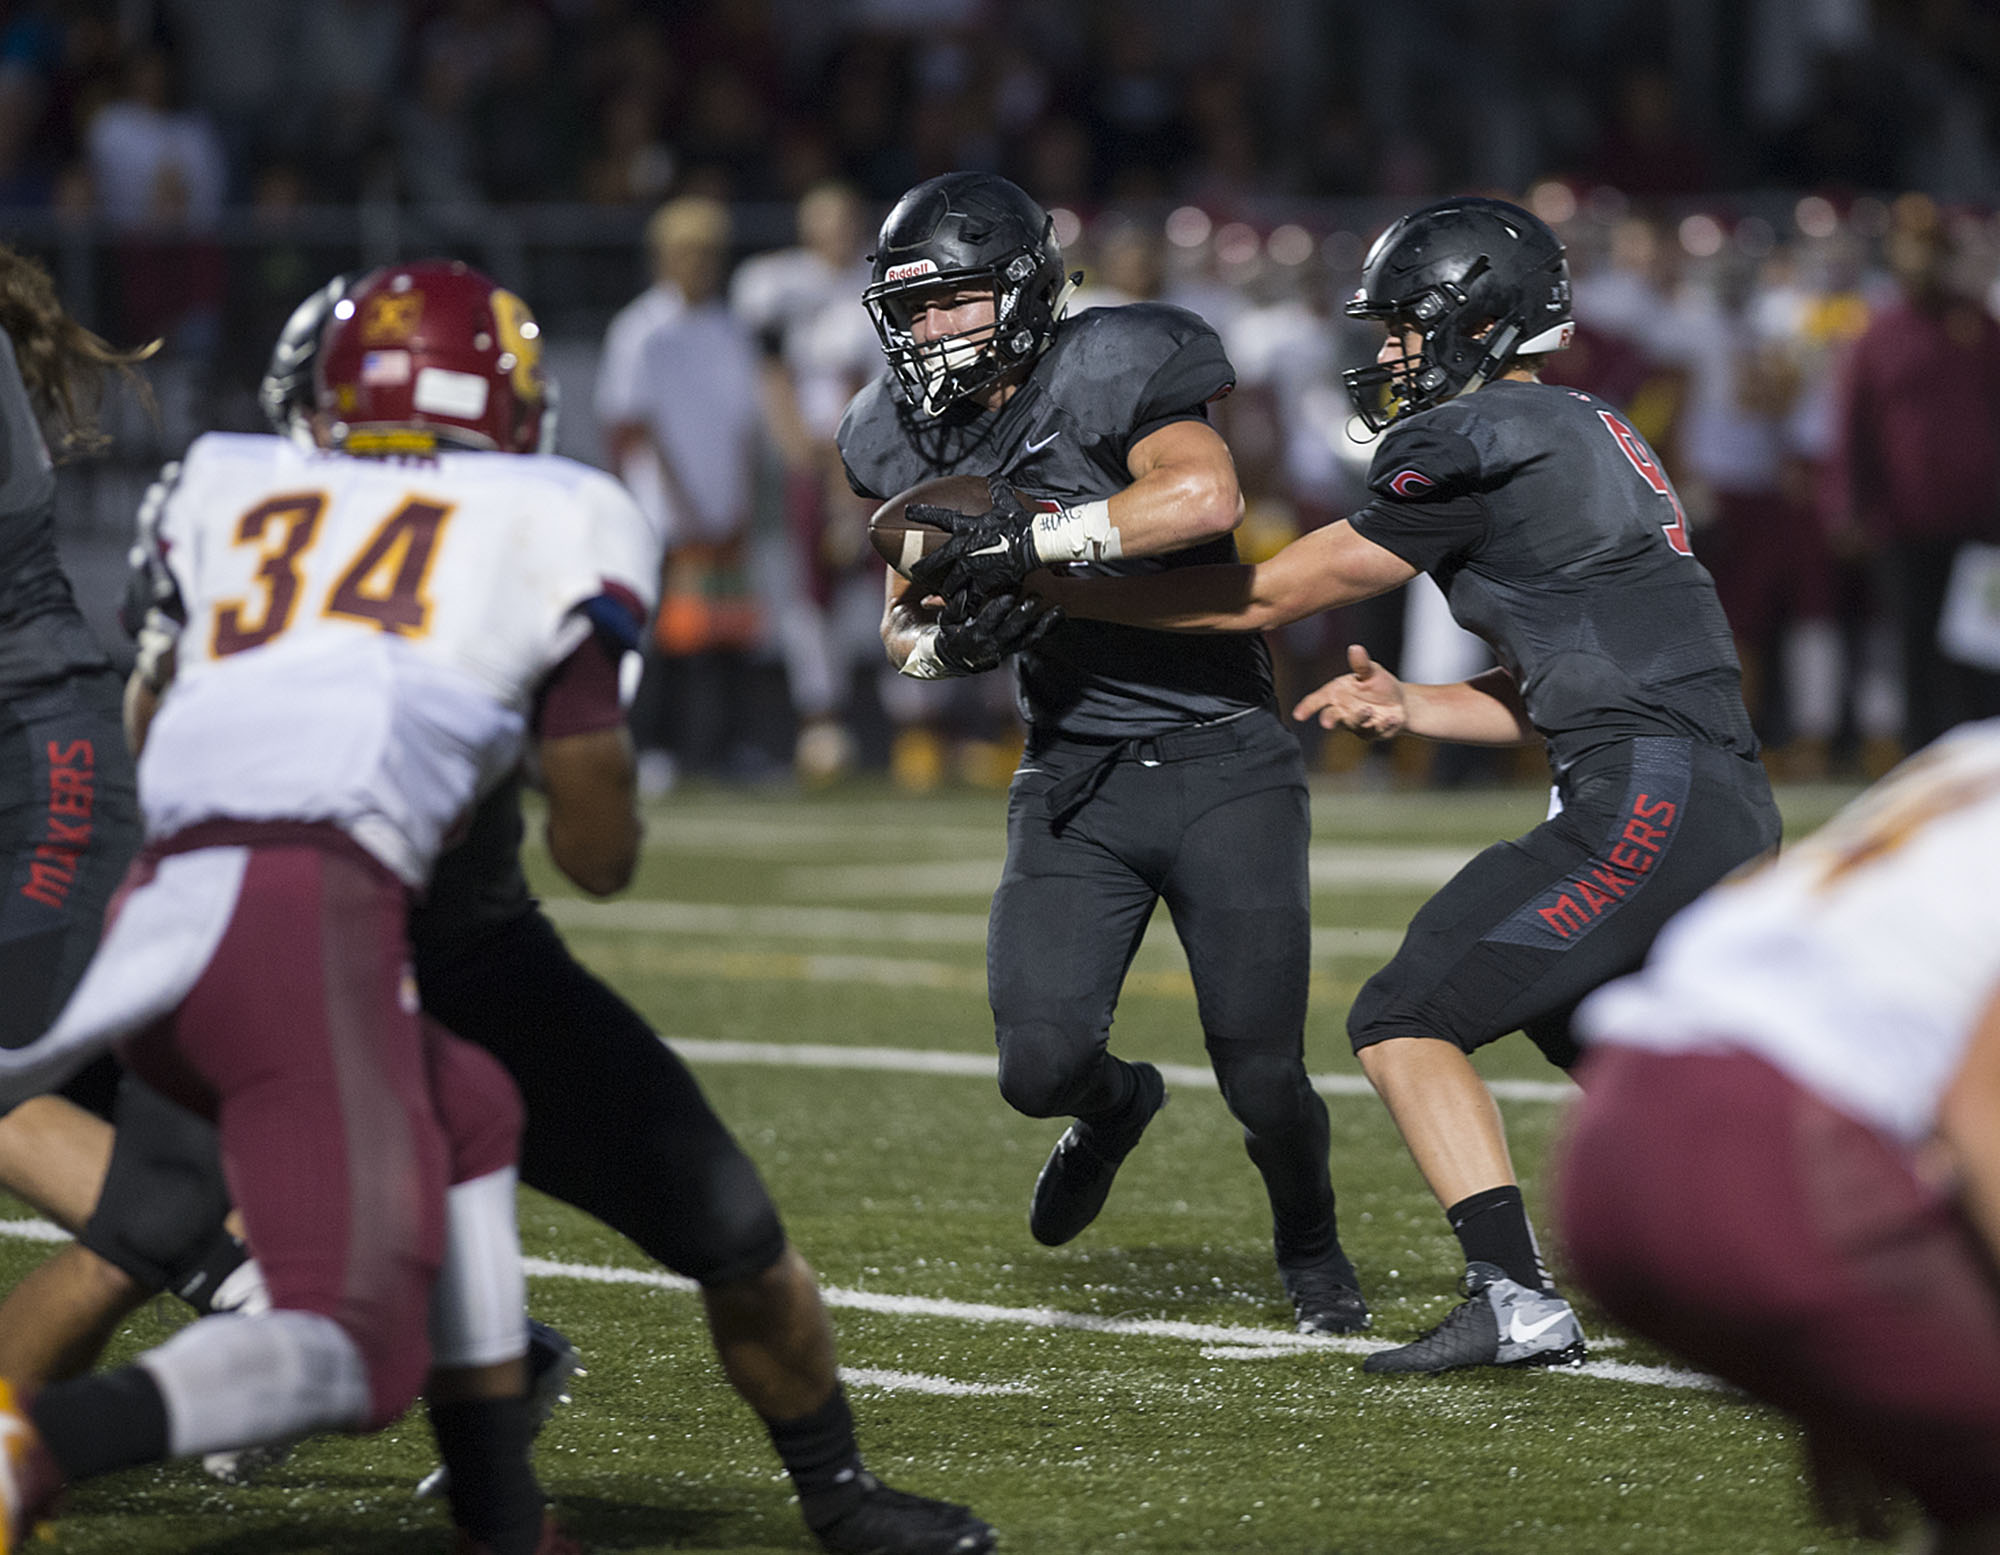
[659,1037,1578,1105]
[777,845,1477,900]
[540,898,1410,962]
[0,1227,1710,1393]
[837,1367,1032,1396]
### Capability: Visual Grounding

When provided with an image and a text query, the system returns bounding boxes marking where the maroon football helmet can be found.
[314,260,550,454]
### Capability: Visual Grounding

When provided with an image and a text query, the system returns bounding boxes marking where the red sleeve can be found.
[532,631,625,740]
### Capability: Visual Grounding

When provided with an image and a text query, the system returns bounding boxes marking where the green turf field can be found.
[2,776,1899,1554]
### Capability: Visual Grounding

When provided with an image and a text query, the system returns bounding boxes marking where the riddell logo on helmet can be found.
[885,260,939,281]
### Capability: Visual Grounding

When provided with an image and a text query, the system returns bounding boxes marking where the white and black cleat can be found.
[1362,1262,1585,1375]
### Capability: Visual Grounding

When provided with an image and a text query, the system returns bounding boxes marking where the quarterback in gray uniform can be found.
[1032,196,1783,1375]
[837,171,1369,1336]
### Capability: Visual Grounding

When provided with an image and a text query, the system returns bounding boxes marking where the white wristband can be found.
[1029,499,1120,565]
[898,626,953,680]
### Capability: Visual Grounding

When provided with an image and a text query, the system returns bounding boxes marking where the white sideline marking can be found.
[661,1037,1577,1105]
[0,1228,1715,1393]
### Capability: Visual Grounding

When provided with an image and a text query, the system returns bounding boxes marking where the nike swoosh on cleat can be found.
[1507,1310,1570,1345]
[1023,430,1060,454]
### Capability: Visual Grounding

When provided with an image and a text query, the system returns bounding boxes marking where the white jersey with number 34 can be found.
[139,432,658,885]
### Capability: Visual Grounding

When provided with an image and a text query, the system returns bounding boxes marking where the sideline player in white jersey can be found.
[1558,722,2000,1553]
[0,259,655,1555]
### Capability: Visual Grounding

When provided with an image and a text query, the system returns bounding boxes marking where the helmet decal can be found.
[361,291,423,345]
[488,287,542,404]
[360,350,411,386]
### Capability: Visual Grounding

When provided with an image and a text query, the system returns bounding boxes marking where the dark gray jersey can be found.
[838,302,1273,738]
[0,328,112,696]
[1350,380,1754,771]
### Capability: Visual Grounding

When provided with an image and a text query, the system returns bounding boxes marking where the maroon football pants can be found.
[1557,1045,2000,1522]
[119,830,522,1429]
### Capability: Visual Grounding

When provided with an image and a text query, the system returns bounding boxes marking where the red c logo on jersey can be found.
[1389,468,1434,497]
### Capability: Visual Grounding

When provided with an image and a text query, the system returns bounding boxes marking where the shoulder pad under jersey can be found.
[1039,303,1236,440]
[836,372,920,501]
[1366,401,1484,503]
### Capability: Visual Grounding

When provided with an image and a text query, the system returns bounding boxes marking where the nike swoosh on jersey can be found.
[1506,1309,1570,1345]
[1024,430,1060,454]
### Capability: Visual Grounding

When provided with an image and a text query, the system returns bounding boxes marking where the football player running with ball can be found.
[1022,197,1783,1374]
[837,172,1371,1338]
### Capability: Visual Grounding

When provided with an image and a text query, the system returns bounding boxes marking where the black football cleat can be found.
[805,1471,998,1555]
[1028,1061,1168,1246]
[417,1319,584,1499]
[450,1510,583,1555]
[1279,1251,1371,1335]
[1361,1262,1586,1375]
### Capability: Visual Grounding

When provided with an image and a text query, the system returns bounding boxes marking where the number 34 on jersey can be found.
[140,432,659,706]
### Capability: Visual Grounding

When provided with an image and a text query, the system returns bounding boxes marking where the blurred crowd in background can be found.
[11,0,2000,790]
[6,0,1998,214]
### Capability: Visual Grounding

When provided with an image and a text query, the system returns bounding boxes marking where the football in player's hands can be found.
[868,474,1034,580]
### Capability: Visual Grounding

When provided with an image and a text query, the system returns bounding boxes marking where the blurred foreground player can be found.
[0,258,654,1553]
[1563,724,2000,1554]
[1032,197,1781,1371]
[0,245,150,1236]
[0,273,997,1555]
[838,171,1369,1335]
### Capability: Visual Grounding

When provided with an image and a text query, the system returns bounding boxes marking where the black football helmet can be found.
[259,272,353,445]
[862,172,1073,418]
[1342,196,1573,432]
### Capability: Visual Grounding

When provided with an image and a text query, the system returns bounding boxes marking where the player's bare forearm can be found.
[1401,668,1541,746]
[540,725,641,896]
[880,568,940,669]
[1034,560,1270,630]
[122,668,163,756]
[1035,517,1418,633]
[1103,419,1245,557]
[1935,979,2000,1262]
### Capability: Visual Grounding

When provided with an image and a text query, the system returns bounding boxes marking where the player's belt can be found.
[1039,708,1260,829]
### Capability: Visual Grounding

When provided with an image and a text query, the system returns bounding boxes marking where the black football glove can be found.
[932,589,1065,675]
[906,481,1039,599]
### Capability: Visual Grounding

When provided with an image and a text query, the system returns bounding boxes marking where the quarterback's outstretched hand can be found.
[1293,643,1407,739]
[906,483,1039,599]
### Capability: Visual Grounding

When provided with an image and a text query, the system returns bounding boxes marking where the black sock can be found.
[1446,1186,1548,1291]
[32,1367,170,1480]
[168,1229,251,1315]
[427,1396,546,1555]
[1078,1057,1142,1131]
[767,1382,865,1526]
